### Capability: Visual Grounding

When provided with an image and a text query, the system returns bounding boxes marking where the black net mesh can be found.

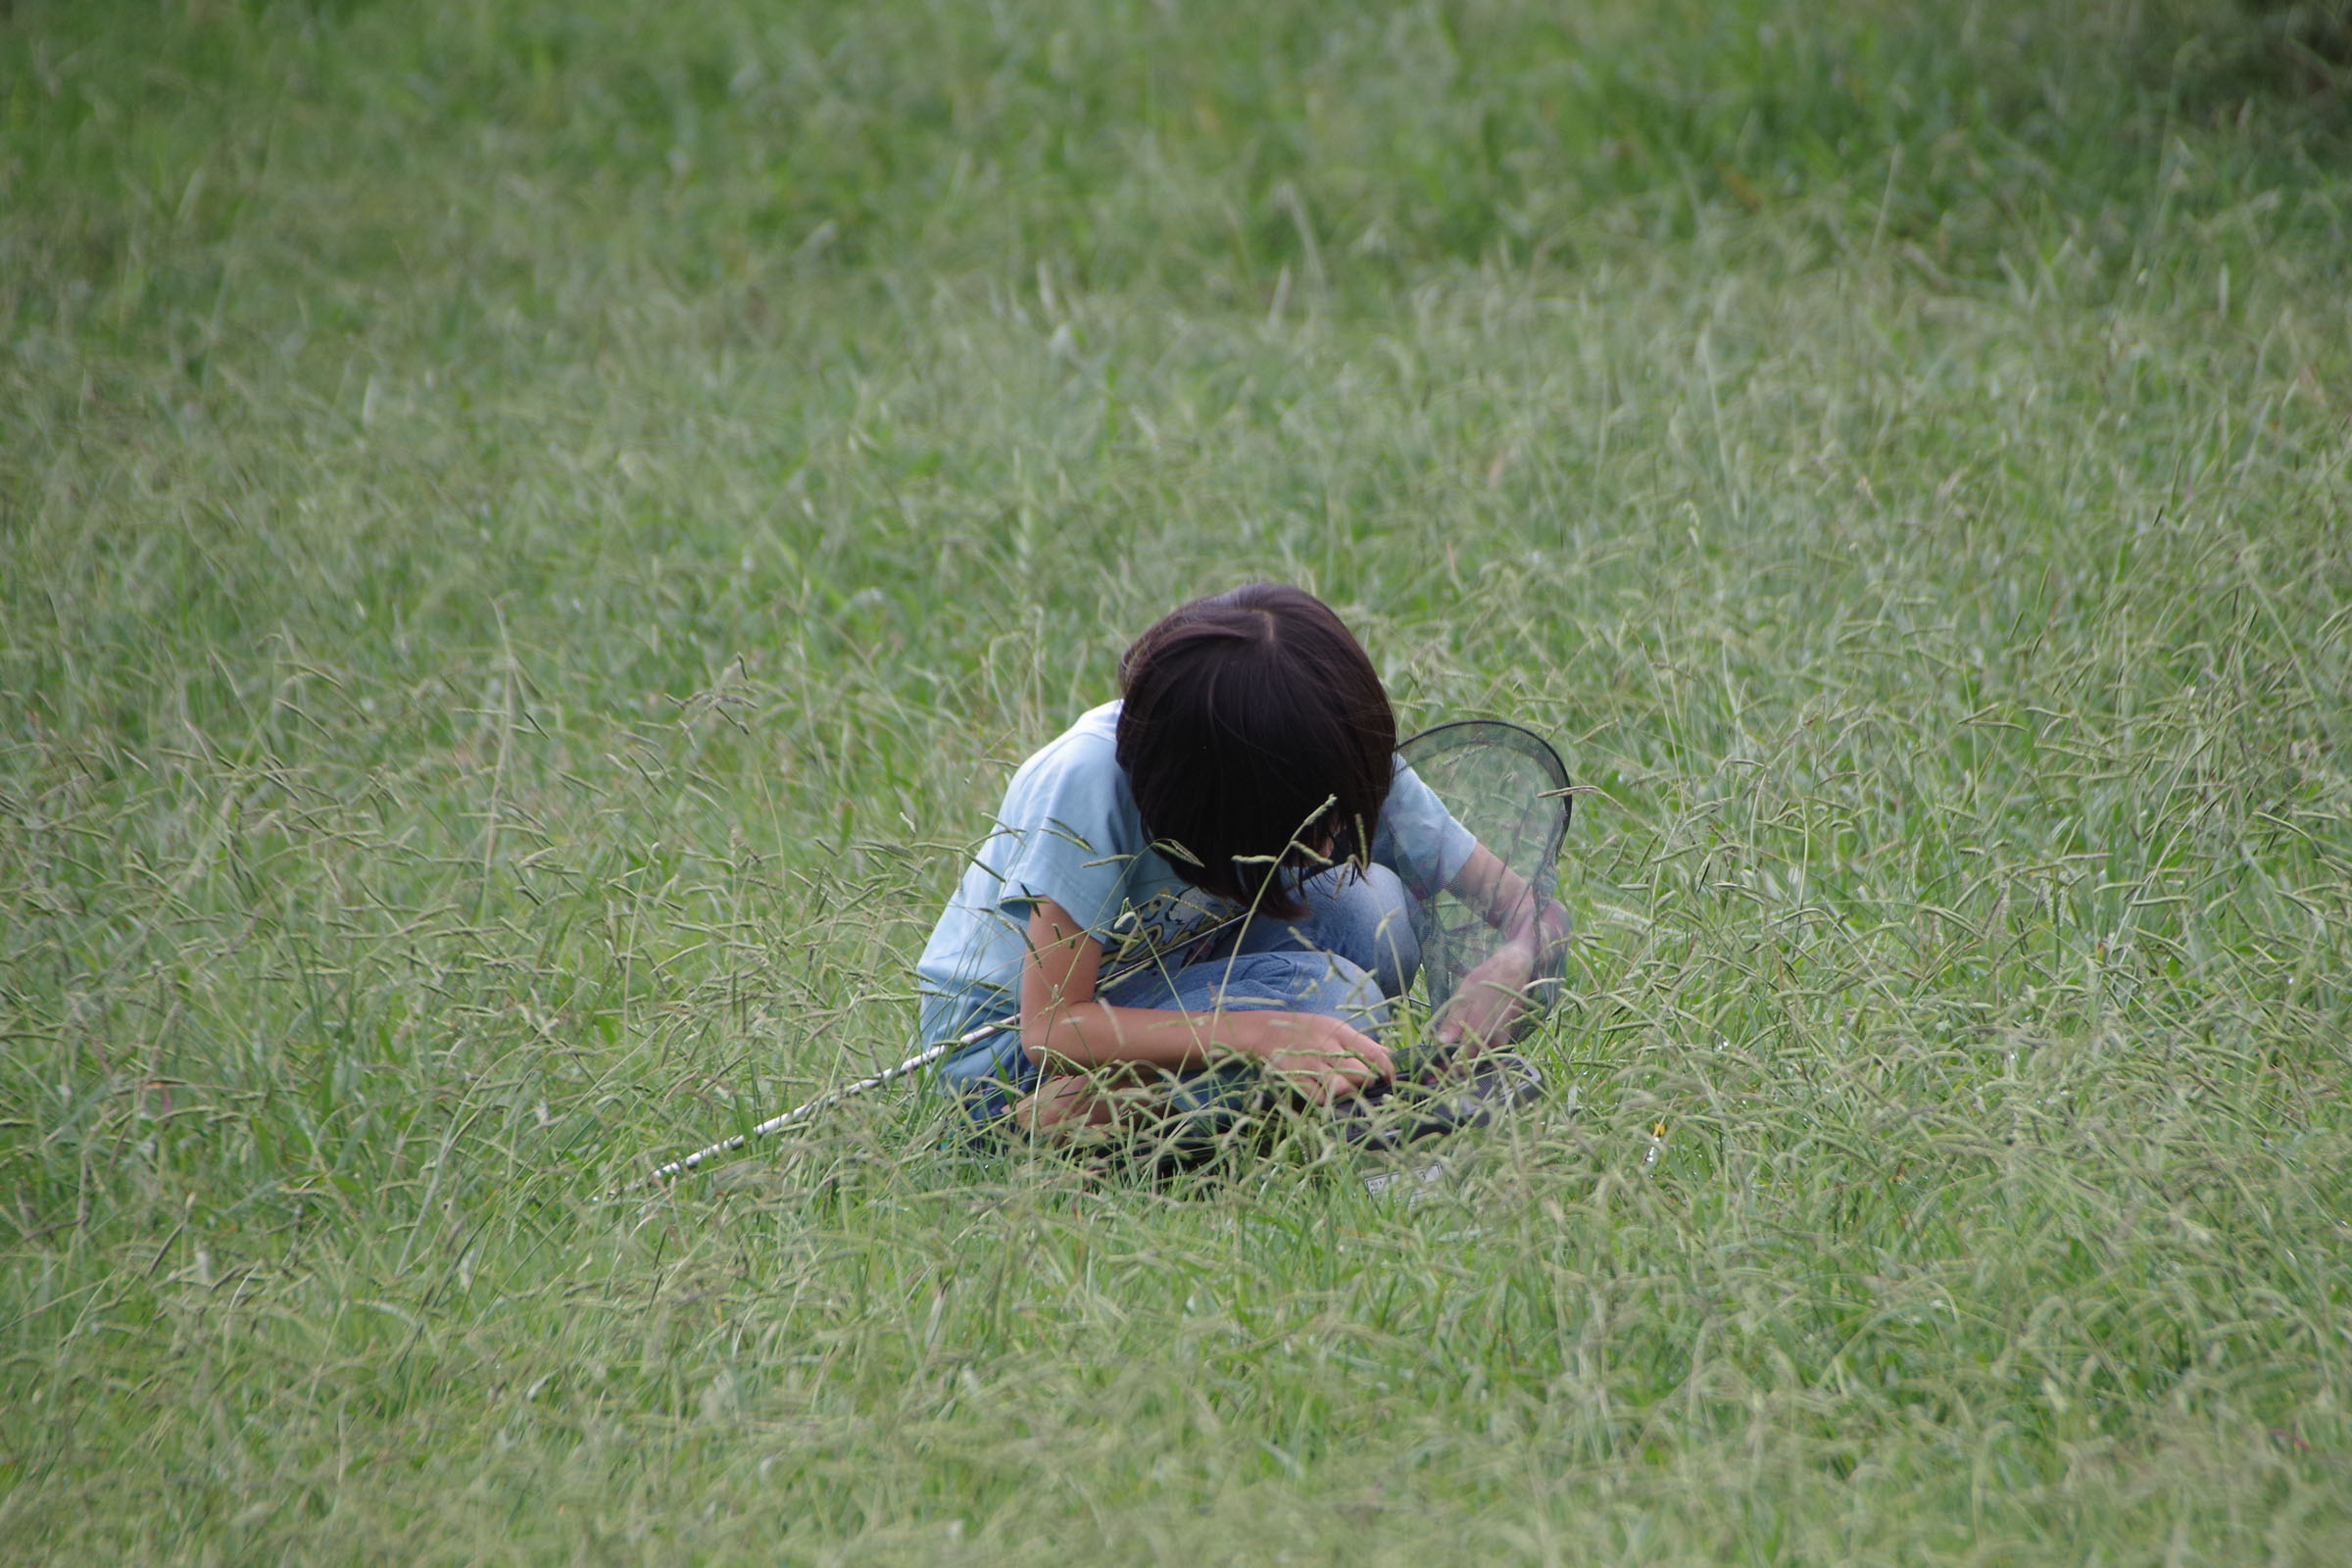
[1396,721,1572,1033]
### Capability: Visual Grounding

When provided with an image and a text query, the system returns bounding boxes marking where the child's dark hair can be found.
[1115,584,1396,918]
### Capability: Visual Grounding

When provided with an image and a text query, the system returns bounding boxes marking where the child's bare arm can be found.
[1448,845,1542,933]
[1436,845,1570,1050]
[1016,901,1392,1103]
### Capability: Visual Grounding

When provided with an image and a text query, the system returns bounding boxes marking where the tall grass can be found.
[3,0,2349,1560]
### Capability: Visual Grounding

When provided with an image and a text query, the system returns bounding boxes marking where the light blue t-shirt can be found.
[914,701,1476,1044]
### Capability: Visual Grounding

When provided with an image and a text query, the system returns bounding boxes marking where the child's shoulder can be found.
[1000,700,1128,801]
[1017,700,1121,767]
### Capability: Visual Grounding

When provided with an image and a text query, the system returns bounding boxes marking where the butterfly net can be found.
[1393,720,1573,1041]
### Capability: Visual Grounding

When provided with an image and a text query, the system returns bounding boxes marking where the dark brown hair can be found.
[1115,584,1396,917]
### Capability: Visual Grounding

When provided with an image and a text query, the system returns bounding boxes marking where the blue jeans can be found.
[936,864,1422,1123]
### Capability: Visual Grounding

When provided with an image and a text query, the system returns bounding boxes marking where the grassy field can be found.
[5,0,2352,1560]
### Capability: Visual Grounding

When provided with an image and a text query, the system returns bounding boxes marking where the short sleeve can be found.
[987,727,1144,941]
[1372,760,1477,899]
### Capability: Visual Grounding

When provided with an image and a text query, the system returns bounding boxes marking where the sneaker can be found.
[1333,1050,1544,1151]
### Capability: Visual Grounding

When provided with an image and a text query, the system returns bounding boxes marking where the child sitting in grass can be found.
[916,583,1563,1146]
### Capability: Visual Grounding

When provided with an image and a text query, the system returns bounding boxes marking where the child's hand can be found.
[1433,895,1568,1056]
[1434,943,1536,1055]
[1256,1013,1394,1104]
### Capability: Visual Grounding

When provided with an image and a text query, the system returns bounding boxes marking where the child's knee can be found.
[1200,950,1390,1038]
[1301,864,1419,998]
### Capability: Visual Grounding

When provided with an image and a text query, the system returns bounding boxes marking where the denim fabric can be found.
[937,863,1420,1123]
